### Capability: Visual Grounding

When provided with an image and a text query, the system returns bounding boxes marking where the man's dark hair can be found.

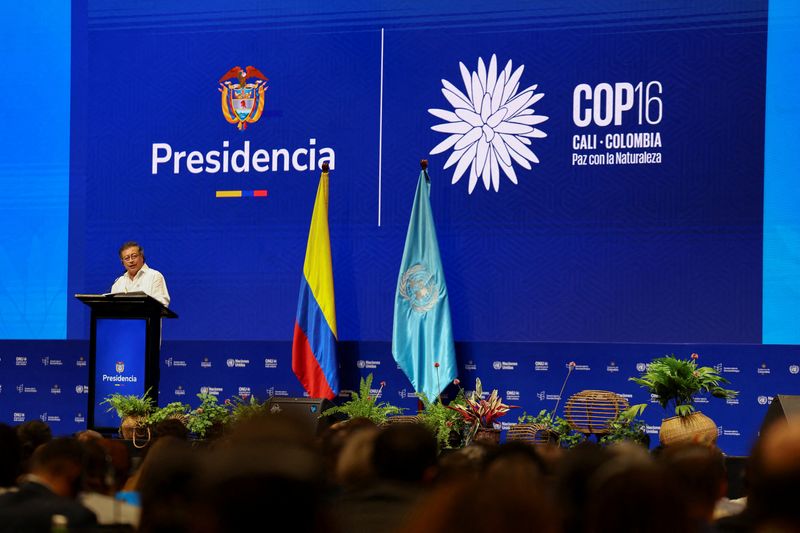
[17,420,52,473]
[119,241,144,260]
[372,423,438,483]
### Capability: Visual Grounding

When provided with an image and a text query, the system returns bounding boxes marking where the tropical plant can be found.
[186,393,231,438]
[227,395,269,424]
[147,401,190,426]
[517,409,583,448]
[598,404,649,446]
[321,373,404,425]
[100,388,155,419]
[417,387,468,450]
[447,378,516,441]
[629,353,738,417]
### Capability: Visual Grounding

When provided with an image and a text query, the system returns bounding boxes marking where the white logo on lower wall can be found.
[16,356,27,366]
[199,386,224,396]
[75,385,89,394]
[757,395,773,405]
[398,389,420,400]
[429,55,548,194]
[356,360,380,369]
[238,386,251,399]
[464,360,477,371]
[39,413,61,423]
[226,358,250,368]
[790,364,799,375]
[505,390,520,401]
[74,413,85,423]
[264,358,278,369]
[201,358,212,368]
[492,361,518,371]
[266,387,289,397]
[537,391,561,401]
[13,412,25,422]
[534,361,549,371]
[636,363,647,372]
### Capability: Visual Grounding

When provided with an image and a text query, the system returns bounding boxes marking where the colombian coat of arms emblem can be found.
[218,65,269,130]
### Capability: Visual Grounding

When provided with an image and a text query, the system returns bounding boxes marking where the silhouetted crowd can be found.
[1,414,799,533]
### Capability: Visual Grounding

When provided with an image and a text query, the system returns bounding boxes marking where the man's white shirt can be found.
[110,264,170,306]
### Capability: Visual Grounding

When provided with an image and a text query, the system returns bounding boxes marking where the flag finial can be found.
[322,162,330,173]
[420,159,428,170]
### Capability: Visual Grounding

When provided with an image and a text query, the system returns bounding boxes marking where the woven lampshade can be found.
[564,390,629,435]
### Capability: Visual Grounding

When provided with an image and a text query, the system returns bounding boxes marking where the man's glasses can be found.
[122,253,141,262]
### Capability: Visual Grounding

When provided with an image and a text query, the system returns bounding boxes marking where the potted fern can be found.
[629,353,737,446]
[417,385,468,450]
[100,388,155,440]
[321,373,404,425]
[147,401,191,427]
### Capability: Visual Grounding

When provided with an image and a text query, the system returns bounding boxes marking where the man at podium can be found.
[110,241,170,306]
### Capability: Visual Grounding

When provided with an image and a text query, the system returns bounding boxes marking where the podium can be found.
[76,292,177,433]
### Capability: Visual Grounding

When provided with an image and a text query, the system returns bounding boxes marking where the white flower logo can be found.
[429,54,548,193]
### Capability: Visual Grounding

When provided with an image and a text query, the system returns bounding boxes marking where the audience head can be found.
[17,419,53,473]
[194,414,330,533]
[372,423,438,484]
[334,423,379,489]
[747,421,800,528]
[482,441,547,484]
[29,437,86,498]
[0,423,22,487]
[657,443,727,523]
[151,418,190,442]
[136,437,199,533]
[585,452,691,533]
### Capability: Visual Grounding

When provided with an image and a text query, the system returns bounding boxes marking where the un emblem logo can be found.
[219,66,268,130]
[399,264,439,313]
[790,365,799,375]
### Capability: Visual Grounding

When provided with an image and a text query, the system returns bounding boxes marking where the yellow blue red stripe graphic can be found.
[215,189,268,198]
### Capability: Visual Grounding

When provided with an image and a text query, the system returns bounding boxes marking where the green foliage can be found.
[599,404,649,446]
[186,393,231,438]
[147,401,190,426]
[517,409,583,448]
[629,354,738,416]
[228,395,269,424]
[417,390,468,450]
[100,388,155,419]
[321,373,404,425]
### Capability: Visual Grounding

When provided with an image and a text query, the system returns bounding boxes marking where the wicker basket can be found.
[120,416,151,448]
[564,390,629,435]
[473,427,502,445]
[382,415,420,426]
[506,423,557,445]
[659,411,718,446]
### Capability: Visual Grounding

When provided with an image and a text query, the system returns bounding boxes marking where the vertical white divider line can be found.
[378,27,385,227]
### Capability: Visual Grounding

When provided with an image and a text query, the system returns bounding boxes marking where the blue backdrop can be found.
[2,0,799,457]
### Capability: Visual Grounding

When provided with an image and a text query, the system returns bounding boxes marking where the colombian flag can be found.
[292,170,338,399]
